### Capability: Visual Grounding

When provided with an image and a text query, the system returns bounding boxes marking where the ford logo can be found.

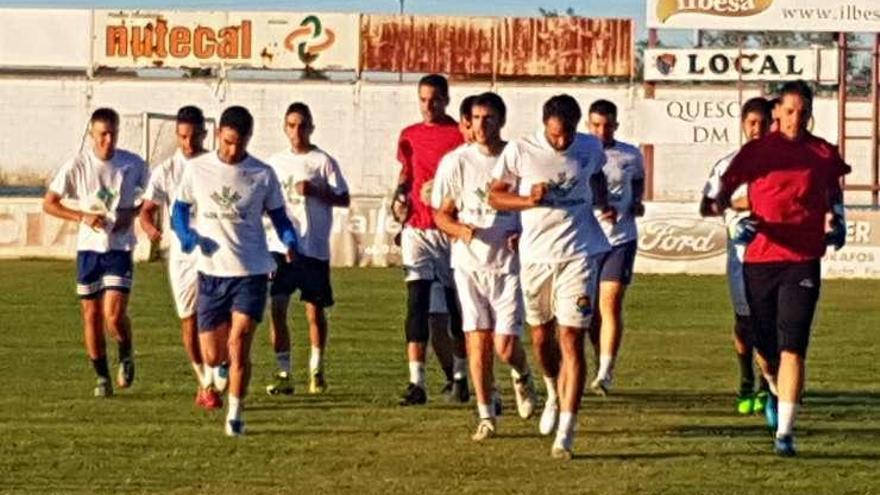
[638,216,727,260]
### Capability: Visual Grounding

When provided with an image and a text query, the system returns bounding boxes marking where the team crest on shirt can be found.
[575,295,592,316]
[210,186,242,211]
[90,187,117,213]
[281,176,304,204]
[547,173,577,199]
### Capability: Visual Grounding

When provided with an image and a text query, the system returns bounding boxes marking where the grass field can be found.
[1,260,878,494]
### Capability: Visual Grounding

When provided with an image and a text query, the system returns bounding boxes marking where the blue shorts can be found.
[596,241,637,285]
[197,273,269,332]
[76,250,133,298]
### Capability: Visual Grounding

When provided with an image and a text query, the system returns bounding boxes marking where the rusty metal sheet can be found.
[360,15,495,75]
[360,15,632,78]
[495,17,632,77]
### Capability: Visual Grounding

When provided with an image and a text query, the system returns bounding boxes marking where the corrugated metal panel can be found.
[360,15,632,78]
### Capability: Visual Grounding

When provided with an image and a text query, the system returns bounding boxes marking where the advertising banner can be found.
[0,9,91,69]
[93,10,360,70]
[647,0,880,32]
[644,48,838,82]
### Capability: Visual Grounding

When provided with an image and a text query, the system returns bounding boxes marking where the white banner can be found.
[644,48,838,82]
[637,97,839,145]
[0,9,91,69]
[647,0,880,32]
[93,10,360,70]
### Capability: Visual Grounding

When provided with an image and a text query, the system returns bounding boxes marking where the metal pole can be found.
[397,0,404,82]
[838,32,847,163]
[873,33,880,206]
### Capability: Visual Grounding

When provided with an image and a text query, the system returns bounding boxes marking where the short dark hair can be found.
[472,92,507,124]
[741,97,771,123]
[176,105,205,128]
[285,102,314,128]
[779,80,814,110]
[90,107,119,127]
[459,95,477,120]
[219,106,254,136]
[543,94,581,127]
[418,74,449,99]
[588,99,617,120]
[769,97,782,109]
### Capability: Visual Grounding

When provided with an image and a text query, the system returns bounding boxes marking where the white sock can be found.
[511,362,530,380]
[543,375,558,404]
[226,395,243,422]
[777,400,798,437]
[763,373,779,396]
[408,361,426,388]
[597,354,614,380]
[555,411,576,444]
[309,347,323,373]
[201,366,216,389]
[453,356,468,380]
[275,352,291,375]
[192,362,205,386]
[477,402,494,420]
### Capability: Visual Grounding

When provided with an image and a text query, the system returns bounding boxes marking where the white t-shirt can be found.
[597,140,645,246]
[143,149,201,261]
[492,131,611,264]
[265,147,349,261]
[703,150,750,228]
[176,152,286,277]
[431,143,520,274]
[47,147,148,253]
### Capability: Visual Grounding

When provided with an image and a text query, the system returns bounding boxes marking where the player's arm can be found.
[43,191,106,230]
[488,179,544,212]
[631,178,646,217]
[138,200,162,242]
[433,198,475,244]
[266,170,299,262]
[825,150,852,249]
[170,200,199,253]
[590,171,616,224]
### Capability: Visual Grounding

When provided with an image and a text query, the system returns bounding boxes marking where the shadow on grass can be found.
[571,451,698,461]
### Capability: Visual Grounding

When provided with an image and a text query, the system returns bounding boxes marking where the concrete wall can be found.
[0,75,874,204]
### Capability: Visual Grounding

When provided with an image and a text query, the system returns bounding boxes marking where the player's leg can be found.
[522,263,561,435]
[468,330,496,440]
[773,261,821,456]
[76,252,113,396]
[728,244,760,413]
[197,274,233,399]
[170,259,209,405]
[428,287,455,393]
[266,253,295,395]
[400,228,433,405]
[434,230,469,404]
[493,272,536,419]
[102,290,134,389]
[591,241,636,396]
[743,263,782,434]
[300,256,335,394]
[97,250,135,390]
[224,274,269,437]
[550,257,598,459]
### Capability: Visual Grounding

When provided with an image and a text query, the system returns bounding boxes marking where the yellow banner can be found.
[657,0,773,23]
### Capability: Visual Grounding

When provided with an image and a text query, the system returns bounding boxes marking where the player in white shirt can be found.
[585,99,646,396]
[432,92,538,441]
[171,106,298,437]
[139,106,222,409]
[489,95,614,459]
[43,108,149,397]
[264,102,350,396]
[699,97,773,416]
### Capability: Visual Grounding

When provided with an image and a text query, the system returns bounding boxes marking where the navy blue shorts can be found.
[269,253,334,308]
[596,241,637,285]
[76,250,133,298]
[197,273,269,332]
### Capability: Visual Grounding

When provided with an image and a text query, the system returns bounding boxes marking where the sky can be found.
[0,0,664,39]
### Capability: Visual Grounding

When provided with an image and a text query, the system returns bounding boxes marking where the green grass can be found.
[1,261,878,494]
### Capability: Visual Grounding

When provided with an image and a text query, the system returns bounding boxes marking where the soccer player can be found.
[431,95,478,395]
[171,106,298,437]
[43,107,148,397]
[700,97,773,415]
[265,102,350,396]
[711,81,850,456]
[489,94,613,459]
[769,97,782,133]
[139,106,222,409]
[395,74,468,406]
[432,92,538,440]
[585,99,645,396]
